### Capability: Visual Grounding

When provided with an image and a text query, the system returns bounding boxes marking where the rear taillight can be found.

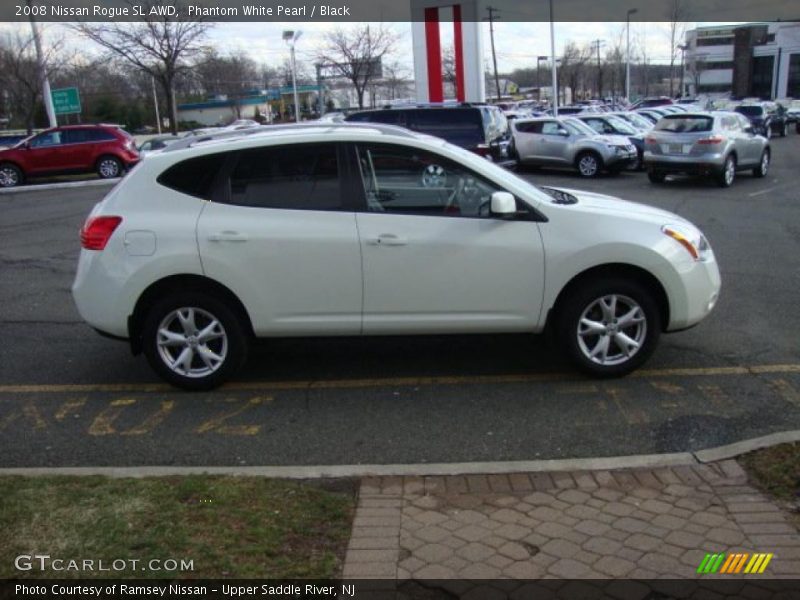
[697,135,725,145]
[645,137,657,144]
[81,216,122,250]
[473,144,491,157]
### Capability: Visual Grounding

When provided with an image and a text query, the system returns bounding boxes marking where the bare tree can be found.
[316,25,398,109]
[559,41,591,104]
[74,0,212,133]
[665,0,690,97]
[196,50,259,120]
[686,55,707,97]
[0,31,68,133]
[382,60,412,101]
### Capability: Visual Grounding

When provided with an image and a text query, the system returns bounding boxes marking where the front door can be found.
[24,130,66,174]
[352,142,546,334]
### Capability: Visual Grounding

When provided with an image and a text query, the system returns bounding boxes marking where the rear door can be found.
[196,142,363,336]
[62,129,96,170]
[539,121,572,163]
[512,120,545,162]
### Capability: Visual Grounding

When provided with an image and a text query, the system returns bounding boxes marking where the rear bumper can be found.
[644,152,725,175]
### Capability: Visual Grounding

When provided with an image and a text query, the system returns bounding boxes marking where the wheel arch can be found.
[546,263,670,333]
[128,274,255,355]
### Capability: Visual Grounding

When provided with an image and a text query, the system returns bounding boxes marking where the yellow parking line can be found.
[0,363,798,395]
[768,379,800,408]
[88,398,136,436]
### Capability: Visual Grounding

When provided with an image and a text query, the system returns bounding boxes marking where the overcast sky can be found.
[2,20,739,75]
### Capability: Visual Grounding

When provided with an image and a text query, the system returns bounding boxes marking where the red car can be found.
[0,124,140,188]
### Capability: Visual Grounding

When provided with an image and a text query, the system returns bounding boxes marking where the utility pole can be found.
[151,76,161,134]
[27,0,56,129]
[591,39,605,99]
[549,0,558,115]
[626,8,638,103]
[485,6,501,102]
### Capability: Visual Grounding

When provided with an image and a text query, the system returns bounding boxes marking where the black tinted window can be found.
[407,109,483,146]
[654,116,713,132]
[735,106,764,117]
[228,143,340,210]
[515,121,543,134]
[157,154,225,198]
[64,129,116,143]
[347,110,402,125]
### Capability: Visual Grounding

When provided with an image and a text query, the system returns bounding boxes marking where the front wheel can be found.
[142,292,249,390]
[0,163,23,188]
[96,155,123,179]
[556,278,661,378]
[781,123,788,137]
[576,152,602,178]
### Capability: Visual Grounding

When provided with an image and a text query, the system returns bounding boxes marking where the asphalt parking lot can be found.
[1,133,799,468]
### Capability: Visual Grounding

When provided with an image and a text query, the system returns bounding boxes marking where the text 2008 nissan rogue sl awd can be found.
[72,123,721,390]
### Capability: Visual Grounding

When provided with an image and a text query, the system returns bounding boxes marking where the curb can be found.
[0,178,118,194]
[1,428,798,478]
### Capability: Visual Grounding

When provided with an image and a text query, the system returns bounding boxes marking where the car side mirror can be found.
[490,192,516,217]
[558,129,569,136]
[744,126,754,134]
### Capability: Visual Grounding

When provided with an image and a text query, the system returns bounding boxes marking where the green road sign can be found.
[51,87,81,115]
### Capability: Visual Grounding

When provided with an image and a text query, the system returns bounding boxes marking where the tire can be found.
[716,155,736,188]
[142,292,249,391]
[796,123,800,135]
[753,149,770,178]
[0,163,23,188]
[764,126,772,140]
[96,155,123,179]
[575,151,603,178]
[556,277,661,378]
[781,123,788,137]
[647,170,666,184]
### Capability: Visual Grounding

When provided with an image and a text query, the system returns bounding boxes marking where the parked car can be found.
[512,116,637,177]
[733,103,789,138]
[631,96,674,109]
[346,105,516,167]
[0,124,139,188]
[780,100,800,124]
[578,114,646,169]
[72,122,720,389]
[137,135,180,156]
[610,111,654,132]
[636,108,672,125]
[644,112,770,187]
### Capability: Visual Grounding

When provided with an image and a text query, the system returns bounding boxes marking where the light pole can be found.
[283,30,302,122]
[537,56,548,104]
[27,0,56,128]
[626,8,637,104]
[549,0,558,116]
[678,44,688,98]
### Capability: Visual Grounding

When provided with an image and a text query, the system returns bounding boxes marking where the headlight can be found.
[661,224,711,262]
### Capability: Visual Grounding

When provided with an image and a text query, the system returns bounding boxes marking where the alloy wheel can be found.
[156,307,228,378]
[0,166,20,187]
[724,157,735,186]
[99,158,121,178]
[578,155,599,177]
[576,294,647,366]
[760,152,769,176]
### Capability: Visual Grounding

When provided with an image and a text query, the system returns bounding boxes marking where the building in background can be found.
[684,22,800,99]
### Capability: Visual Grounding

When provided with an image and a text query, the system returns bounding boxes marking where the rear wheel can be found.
[716,155,736,187]
[753,149,770,178]
[781,123,788,137]
[142,292,248,390]
[0,163,22,188]
[96,155,122,179]
[647,170,666,184]
[576,151,602,178]
[556,278,661,377]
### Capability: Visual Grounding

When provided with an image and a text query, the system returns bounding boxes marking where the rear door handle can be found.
[366,234,407,247]
[208,231,249,242]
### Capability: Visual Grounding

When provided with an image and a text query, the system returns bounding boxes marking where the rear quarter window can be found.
[654,116,713,133]
[157,154,225,199]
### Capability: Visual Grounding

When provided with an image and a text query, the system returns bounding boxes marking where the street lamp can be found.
[537,56,548,103]
[549,0,558,116]
[626,8,638,104]
[678,44,689,98]
[283,30,302,122]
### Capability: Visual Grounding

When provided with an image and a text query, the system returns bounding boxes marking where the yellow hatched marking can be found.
[122,400,175,436]
[650,381,685,395]
[757,553,773,574]
[698,384,729,410]
[720,553,737,574]
[556,384,599,394]
[88,398,136,436]
[768,379,800,408]
[55,398,86,421]
[195,396,267,435]
[604,386,649,425]
[0,403,48,431]
[748,554,767,574]
[744,554,760,574]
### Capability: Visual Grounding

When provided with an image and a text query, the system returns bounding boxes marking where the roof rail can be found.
[162,122,418,153]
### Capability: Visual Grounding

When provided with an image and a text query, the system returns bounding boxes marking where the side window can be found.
[515,121,543,134]
[64,129,88,144]
[355,143,510,218]
[30,131,62,147]
[227,143,341,210]
[541,121,562,135]
[86,129,116,142]
[737,114,752,130]
[157,153,226,199]
[584,119,604,134]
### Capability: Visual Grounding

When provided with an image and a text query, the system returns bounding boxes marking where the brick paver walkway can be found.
[343,460,800,586]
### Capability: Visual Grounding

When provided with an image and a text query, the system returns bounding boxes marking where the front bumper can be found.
[667,256,721,332]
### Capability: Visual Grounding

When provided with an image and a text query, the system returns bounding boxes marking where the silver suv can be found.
[644,112,770,187]
[512,117,637,177]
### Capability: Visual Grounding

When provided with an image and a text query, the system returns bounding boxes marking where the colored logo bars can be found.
[697,553,774,574]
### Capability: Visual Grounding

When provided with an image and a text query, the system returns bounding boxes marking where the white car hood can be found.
[592,134,631,145]
[547,187,692,226]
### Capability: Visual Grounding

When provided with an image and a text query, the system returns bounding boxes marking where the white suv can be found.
[72,124,721,390]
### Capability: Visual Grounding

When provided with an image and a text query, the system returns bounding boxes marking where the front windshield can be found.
[621,113,652,129]
[606,116,637,135]
[735,105,763,117]
[562,118,596,136]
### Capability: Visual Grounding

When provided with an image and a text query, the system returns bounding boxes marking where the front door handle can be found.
[366,234,407,247]
[208,231,249,242]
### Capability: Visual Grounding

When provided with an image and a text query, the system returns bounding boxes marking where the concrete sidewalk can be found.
[343,460,800,592]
